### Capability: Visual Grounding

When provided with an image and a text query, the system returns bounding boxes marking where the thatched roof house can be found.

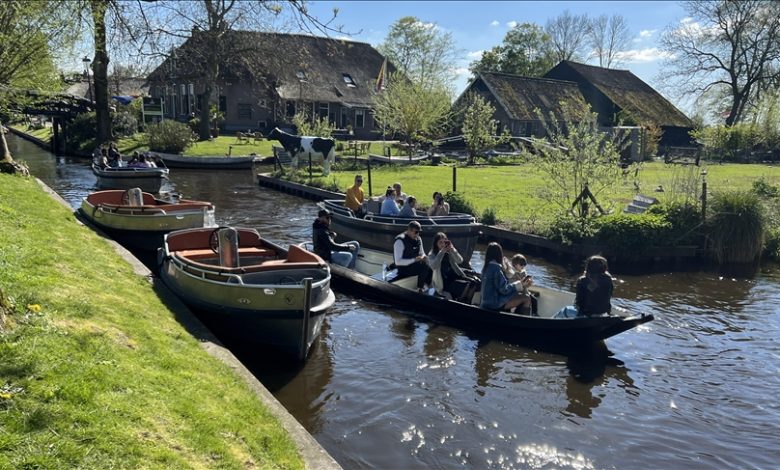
[455,71,588,136]
[146,31,393,138]
[544,60,694,146]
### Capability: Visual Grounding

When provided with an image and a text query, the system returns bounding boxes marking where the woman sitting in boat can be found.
[312,209,360,269]
[393,221,432,292]
[575,255,613,316]
[428,232,479,302]
[480,242,533,314]
[399,196,419,218]
[427,192,450,216]
[128,154,155,168]
[381,187,401,215]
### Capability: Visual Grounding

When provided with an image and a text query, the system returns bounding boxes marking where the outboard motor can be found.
[125,187,144,206]
[217,227,240,268]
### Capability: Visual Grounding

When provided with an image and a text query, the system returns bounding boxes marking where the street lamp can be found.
[82,56,93,102]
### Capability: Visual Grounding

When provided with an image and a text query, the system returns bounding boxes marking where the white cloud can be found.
[490,20,500,27]
[454,67,470,76]
[467,50,484,59]
[640,29,657,38]
[507,20,518,28]
[616,47,674,63]
[680,17,694,24]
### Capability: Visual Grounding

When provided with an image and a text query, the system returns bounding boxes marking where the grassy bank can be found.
[0,175,303,468]
[9,124,53,143]
[317,161,780,231]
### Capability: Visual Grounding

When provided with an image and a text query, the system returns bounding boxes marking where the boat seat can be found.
[162,202,213,212]
[176,247,276,261]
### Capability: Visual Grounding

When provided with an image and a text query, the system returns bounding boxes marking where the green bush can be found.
[593,213,672,256]
[443,191,475,216]
[764,226,780,261]
[187,117,201,135]
[480,207,500,225]
[65,111,97,153]
[146,120,193,154]
[751,177,779,198]
[647,202,702,245]
[706,190,766,264]
[111,105,138,138]
[545,213,599,245]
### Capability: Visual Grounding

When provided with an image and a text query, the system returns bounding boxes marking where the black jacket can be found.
[312,219,349,262]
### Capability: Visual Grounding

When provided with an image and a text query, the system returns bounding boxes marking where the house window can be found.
[286,100,296,117]
[237,103,252,120]
[188,83,194,95]
[180,84,186,96]
[219,96,227,114]
[342,74,357,88]
[318,102,329,120]
[355,109,365,128]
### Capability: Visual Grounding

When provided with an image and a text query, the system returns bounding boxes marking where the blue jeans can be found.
[330,241,360,269]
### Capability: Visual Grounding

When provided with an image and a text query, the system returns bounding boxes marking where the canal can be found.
[10,134,779,469]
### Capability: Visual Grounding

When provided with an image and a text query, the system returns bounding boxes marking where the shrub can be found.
[443,191,475,216]
[545,213,599,245]
[146,120,193,154]
[187,117,201,135]
[480,207,500,225]
[65,111,97,153]
[593,213,672,256]
[111,105,138,138]
[647,202,702,245]
[706,190,766,265]
[751,177,779,198]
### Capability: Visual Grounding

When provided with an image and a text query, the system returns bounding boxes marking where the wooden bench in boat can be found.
[172,244,326,275]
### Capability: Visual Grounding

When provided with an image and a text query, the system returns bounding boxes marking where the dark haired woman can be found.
[428,232,479,301]
[480,242,532,314]
[575,255,614,316]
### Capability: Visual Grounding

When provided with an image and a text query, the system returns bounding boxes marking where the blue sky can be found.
[305,1,689,107]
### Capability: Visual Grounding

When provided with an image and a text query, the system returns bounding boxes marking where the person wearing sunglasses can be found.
[392,221,432,292]
[344,174,365,217]
[312,209,360,269]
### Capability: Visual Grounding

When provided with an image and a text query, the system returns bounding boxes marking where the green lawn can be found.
[9,124,53,143]
[321,161,780,231]
[0,174,303,469]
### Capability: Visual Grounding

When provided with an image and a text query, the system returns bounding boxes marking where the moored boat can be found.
[79,188,216,251]
[92,164,169,193]
[159,227,335,360]
[157,153,258,170]
[314,246,653,350]
[320,199,482,263]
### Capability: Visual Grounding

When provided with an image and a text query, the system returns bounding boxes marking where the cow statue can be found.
[267,127,336,175]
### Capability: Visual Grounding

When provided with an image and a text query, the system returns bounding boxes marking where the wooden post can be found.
[452,166,457,192]
[701,179,707,220]
[367,159,373,196]
[308,152,312,179]
[298,277,313,361]
[52,119,59,153]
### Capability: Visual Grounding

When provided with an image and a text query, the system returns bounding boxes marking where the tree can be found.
[135,0,344,140]
[545,10,591,63]
[373,72,451,156]
[660,0,780,126]
[0,0,68,173]
[469,23,556,77]
[457,92,510,165]
[588,14,630,68]
[531,101,624,218]
[378,16,459,90]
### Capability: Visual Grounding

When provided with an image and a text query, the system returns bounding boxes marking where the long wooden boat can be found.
[317,246,653,350]
[320,199,482,263]
[157,152,258,170]
[367,153,430,164]
[91,164,169,193]
[79,188,216,251]
[159,227,335,360]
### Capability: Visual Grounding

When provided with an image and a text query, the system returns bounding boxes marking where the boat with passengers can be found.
[319,198,482,264]
[159,227,335,360]
[305,245,653,350]
[92,163,169,193]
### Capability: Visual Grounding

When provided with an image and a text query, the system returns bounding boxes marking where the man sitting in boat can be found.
[393,182,408,204]
[381,187,401,216]
[399,196,419,218]
[312,209,360,269]
[392,221,432,292]
[344,174,366,217]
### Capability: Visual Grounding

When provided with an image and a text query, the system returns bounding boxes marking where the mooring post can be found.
[367,159,373,196]
[298,277,313,361]
[453,166,457,192]
[308,152,312,179]
[701,179,707,220]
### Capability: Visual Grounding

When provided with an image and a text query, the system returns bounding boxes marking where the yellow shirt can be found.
[344,185,365,211]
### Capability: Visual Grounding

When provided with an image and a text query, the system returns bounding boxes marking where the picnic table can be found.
[235,131,264,144]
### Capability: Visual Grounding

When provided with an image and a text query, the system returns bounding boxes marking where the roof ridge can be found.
[480,71,579,86]
[230,30,373,47]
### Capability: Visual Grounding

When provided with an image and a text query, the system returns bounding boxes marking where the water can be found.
[10,134,780,469]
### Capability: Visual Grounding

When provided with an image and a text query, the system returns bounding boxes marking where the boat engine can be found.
[217,227,240,268]
[125,187,144,206]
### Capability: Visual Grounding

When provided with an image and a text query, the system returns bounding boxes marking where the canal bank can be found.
[0,173,339,469]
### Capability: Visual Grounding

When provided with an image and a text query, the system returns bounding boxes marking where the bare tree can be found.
[545,10,591,63]
[660,0,780,126]
[588,14,630,68]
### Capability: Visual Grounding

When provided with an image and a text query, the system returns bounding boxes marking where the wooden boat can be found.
[157,152,258,170]
[317,246,653,350]
[91,164,169,193]
[367,153,430,164]
[320,198,482,263]
[159,227,335,360]
[79,188,216,251]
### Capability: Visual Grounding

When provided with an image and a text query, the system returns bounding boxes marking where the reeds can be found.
[707,190,766,265]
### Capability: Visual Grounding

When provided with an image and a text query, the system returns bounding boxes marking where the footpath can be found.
[0,173,340,469]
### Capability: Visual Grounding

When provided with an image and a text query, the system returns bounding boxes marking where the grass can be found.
[9,124,53,143]
[319,160,780,232]
[0,174,304,469]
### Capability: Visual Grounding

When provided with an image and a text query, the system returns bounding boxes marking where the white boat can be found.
[159,227,335,360]
[79,188,216,251]
[156,152,258,170]
[92,164,169,193]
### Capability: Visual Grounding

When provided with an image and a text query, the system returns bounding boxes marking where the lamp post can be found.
[82,56,93,102]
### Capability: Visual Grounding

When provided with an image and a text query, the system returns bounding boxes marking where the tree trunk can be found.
[91,0,112,144]
[198,81,213,140]
[1,119,12,163]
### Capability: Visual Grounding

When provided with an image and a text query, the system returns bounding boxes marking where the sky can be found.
[304,1,691,109]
